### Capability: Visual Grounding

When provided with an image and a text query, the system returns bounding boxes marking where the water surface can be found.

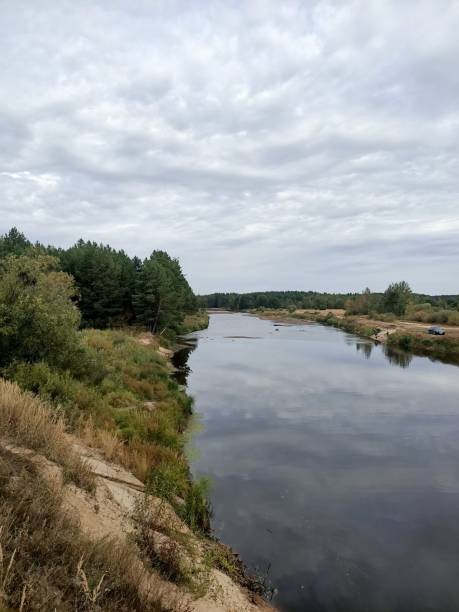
[174,313,459,612]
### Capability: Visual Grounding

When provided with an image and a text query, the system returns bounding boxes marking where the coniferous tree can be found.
[59,241,136,327]
[133,250,195,333]
[0,227,31,258]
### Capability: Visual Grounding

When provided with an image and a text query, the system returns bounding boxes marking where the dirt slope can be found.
[1,437,273,612]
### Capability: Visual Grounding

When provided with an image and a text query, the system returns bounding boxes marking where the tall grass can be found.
[0,379,94,491]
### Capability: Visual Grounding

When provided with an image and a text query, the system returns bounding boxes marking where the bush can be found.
[406,306,459,326]
[0,255,83,370]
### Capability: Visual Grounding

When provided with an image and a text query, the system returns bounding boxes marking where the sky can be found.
[1,1,458,294]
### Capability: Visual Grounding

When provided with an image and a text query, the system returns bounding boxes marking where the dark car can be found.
[427,326,446,335]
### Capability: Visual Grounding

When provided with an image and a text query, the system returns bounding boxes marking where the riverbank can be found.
[0,324,271,611]
[252,308,459,365]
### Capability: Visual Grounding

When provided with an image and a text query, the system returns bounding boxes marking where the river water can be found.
[173,313,459,612]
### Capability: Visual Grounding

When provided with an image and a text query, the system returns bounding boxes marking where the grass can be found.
[0,447,168,611]
[313,312,380,338]
[177,311,209,334]
[146,463,212,533]
[0,379,94,492]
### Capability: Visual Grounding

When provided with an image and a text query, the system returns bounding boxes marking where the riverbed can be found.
[173,313,459,612]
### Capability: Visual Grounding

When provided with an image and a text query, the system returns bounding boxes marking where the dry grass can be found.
[0,379,95,491]
[0,446,169,611]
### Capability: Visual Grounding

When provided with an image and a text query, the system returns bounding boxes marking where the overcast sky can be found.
[1,1,458,294]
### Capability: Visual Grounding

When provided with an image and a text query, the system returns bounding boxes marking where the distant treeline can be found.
[201,288,459,315]
[0,227,198,332]
[202,291,359,311]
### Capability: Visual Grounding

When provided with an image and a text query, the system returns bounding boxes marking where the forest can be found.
[0,227,198,333]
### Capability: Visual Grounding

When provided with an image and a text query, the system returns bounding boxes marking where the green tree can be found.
[59,241,136,327]
[0,228,199,333]
[380,281,412,316]
[0,255,82,368]
[0,227,31,258]
[133,251,195,333]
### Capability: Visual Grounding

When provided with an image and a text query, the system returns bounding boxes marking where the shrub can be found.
[406,307,459,326]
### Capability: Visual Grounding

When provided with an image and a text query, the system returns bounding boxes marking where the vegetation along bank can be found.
[237,282,459,365]
[0,228,270,612]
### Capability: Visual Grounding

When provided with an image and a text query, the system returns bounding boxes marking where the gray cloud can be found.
[1,0,458,293]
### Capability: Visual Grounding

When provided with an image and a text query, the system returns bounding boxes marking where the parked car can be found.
[427,326,446,335]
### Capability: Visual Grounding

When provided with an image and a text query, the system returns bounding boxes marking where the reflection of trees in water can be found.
[171,341,197,386]
[355,342,374,359]
[355,341,414,368]
[382,345,413,368]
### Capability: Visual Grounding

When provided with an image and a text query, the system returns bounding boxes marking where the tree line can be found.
[0,227,198,334]
[201,285,459,317]
[201,291,356,311]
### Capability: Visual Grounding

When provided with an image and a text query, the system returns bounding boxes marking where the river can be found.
[173,312,459,612]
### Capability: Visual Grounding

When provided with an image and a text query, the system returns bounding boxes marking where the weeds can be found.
[76,555,106,609]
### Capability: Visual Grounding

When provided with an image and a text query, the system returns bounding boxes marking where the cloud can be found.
[1,0,458,293]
